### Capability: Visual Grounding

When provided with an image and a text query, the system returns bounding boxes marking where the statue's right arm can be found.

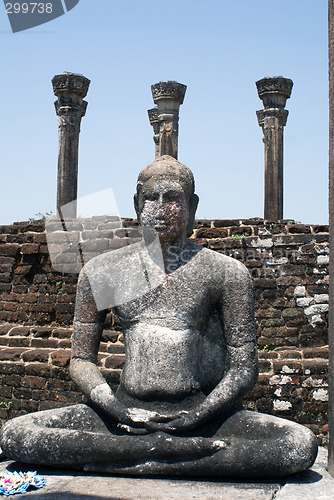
[70,268,137,426]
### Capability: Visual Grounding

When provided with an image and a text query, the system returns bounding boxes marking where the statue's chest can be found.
[116,269,213,324]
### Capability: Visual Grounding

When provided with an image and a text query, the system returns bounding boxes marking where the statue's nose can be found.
[156,196,166,217]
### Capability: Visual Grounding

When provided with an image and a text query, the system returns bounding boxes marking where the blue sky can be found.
[0,0,329,224]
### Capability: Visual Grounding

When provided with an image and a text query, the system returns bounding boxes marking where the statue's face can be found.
[137,178,189,243]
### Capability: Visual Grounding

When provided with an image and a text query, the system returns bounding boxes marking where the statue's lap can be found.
[1,401,317,479]
[18,402,311,441]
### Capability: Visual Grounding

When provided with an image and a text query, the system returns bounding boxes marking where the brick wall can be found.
[246,346,328,444]
[0,217,329,442]
[0,324,122,422]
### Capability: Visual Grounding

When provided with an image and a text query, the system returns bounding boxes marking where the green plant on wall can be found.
[230,234,249,240]
[0,401,12,411]
[258,345,270,353]
[29,210,55,222]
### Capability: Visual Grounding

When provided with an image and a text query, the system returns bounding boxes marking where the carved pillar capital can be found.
[150,81,187,159]
[52,72,90,121]
[256,76,293,109]
[256,76,292,130]
[151,80,186,104]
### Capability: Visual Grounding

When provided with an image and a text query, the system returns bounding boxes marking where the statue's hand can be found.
[126,407,163,423]
[117,408,166,435]
[114,405,155,429]
[144,410,202,433]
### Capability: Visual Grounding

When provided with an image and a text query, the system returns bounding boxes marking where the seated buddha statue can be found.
[1,155,317,478]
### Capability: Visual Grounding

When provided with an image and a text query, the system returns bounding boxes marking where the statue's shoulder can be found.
[198,247,251,286]
[199,246,249,271]
[80,241,143,276]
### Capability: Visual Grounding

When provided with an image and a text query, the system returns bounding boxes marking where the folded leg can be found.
[83,410,318,478]
[1,404,222,468]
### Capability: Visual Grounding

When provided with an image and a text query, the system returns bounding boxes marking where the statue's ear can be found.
[187,194,199,237]
[134,194,139,219]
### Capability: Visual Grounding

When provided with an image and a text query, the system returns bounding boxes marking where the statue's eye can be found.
[145,194,159,201]
[164,192,180,202]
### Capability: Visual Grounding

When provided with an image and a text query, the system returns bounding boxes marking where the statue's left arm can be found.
[193,262,259,423]
[145,261,258,432]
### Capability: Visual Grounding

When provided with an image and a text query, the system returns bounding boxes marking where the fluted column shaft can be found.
[257,108,288,220]
[52,72,90,218]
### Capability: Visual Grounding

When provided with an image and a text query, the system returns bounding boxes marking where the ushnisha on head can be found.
[134,155,199,239]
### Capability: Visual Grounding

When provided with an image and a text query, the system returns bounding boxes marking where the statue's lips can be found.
[154,222,169,230]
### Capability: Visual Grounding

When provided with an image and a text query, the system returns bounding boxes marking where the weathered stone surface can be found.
[253,278,277,289]
[196,227,228,238]
[1,156,317,479]
[104,354,125,369]
[0,244,19,257]
[311,225,329,233]
[287,224,311,234]
[51,350,71,367]
[213,219,239,227]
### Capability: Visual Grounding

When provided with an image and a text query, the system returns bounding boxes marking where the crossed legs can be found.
[1,404,318,478]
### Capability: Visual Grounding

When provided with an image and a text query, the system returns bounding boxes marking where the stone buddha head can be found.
[134,155,199,242]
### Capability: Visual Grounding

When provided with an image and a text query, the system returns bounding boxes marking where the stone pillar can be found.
[148,107,160,159]
[328,0,334,477]
[151,81,187,159]
[52,72,91,218]
[256,76,293,221]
